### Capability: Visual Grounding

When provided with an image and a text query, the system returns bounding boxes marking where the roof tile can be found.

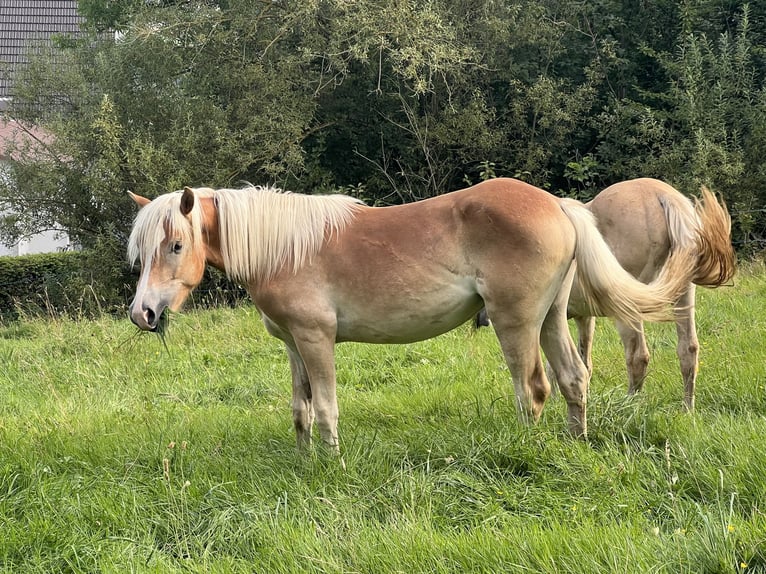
[0,0,84,100]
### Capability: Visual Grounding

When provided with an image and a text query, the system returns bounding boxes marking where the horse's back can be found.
[331,178,576,275]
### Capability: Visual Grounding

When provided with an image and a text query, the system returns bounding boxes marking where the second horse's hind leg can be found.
[674,285,698,412]
[615,320,650,396]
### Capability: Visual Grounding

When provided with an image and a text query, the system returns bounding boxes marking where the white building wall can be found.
[0,227,70,257]
[0,161,70,257]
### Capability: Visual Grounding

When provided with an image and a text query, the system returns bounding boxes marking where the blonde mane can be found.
[128,185,364,283]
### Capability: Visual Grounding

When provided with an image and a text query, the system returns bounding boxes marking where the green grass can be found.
[1,266,765,572]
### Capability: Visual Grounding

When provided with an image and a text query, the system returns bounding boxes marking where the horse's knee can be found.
[632,351,650,375]
[679,350,698,383]
[677,339,699,365]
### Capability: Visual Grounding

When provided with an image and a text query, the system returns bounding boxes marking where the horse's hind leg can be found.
[286,345,314,449]
[491,319,550,426]
[541,290,590,437]
[674,285,698,412]
[614,319,650,396]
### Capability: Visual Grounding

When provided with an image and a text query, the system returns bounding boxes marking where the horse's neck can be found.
[197,196,227,272]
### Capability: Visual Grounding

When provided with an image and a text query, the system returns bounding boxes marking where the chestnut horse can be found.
[127,178,693,448]
[566,178,736,411]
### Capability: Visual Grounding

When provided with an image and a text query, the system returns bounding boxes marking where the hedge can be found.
[0,250,247,320]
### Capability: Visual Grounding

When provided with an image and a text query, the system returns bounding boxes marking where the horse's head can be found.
[127,187,214,331]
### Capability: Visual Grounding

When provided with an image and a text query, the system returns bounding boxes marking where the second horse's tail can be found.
[689,187,736,287]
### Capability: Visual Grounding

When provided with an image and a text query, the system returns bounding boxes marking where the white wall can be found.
[0,161,71,257]
[0,228,70,257]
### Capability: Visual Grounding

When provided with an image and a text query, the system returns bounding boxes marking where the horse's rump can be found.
[586,178,735,289]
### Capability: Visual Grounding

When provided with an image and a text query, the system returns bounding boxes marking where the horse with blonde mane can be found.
[127,178,695,449]
[566,178,736,411]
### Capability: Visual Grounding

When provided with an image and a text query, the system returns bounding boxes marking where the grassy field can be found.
[0,266,765,573]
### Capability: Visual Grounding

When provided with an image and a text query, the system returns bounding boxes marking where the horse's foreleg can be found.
[574,316,595,376]
[292,333,340,452]
[286,345,314,449]
[614,320,650,395]
[674,285,698,412]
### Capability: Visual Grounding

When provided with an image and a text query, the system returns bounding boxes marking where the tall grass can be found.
[0,266,764,572]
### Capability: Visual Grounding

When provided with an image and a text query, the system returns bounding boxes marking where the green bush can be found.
[0,250,247,321]
[0,251,93,319]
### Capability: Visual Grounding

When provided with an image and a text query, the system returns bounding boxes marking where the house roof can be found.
[0,1,84,105]
[0,118,53,161]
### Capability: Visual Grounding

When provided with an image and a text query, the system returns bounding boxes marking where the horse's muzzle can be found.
[129,301,165,332]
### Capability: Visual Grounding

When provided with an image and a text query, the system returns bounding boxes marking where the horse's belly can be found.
[334,280,483,344]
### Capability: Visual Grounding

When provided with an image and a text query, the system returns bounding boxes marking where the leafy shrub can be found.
[0,250,247,320]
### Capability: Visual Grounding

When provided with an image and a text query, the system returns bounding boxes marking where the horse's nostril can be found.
[145,307,156,328]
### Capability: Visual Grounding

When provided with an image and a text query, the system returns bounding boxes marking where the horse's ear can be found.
[128,191,151,208]
[180,187,195,216]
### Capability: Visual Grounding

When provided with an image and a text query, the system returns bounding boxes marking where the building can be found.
[1,0,83,110]
[0,118,69,256]
[0,0,82,255]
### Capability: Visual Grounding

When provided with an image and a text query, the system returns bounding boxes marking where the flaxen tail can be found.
[690,187,736,286]
[658,185,736,288]
[559,198,696,325]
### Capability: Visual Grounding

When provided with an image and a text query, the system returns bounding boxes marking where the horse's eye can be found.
[171,241,183,255]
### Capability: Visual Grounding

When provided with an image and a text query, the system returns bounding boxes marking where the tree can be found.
[2,0,323,248]
[595,3,766,251]
[1,0,765,255]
